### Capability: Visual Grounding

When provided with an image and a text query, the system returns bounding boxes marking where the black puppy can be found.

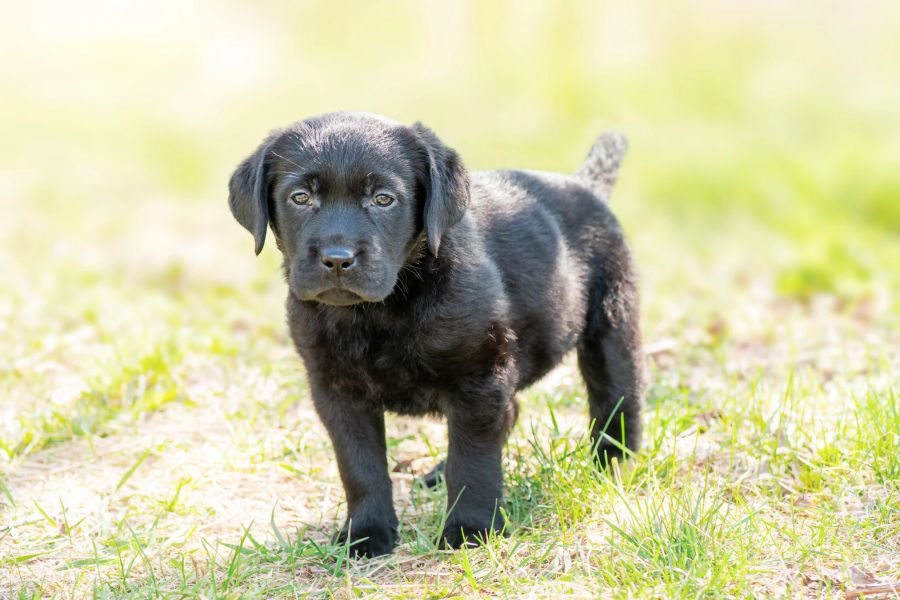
[228,112,643,557]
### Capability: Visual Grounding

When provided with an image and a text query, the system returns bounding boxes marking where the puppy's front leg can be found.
[314,395,397,557]
[441,399,511,548]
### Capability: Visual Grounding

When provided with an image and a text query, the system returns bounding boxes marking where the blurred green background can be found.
[3,0,899,302]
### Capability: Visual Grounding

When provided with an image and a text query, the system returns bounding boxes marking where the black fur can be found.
[228,111,644,557]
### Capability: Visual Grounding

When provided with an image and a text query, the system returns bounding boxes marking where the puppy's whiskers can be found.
[402,263,425,283]
[395,275,410,300]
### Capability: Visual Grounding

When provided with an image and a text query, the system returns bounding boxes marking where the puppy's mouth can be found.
[314,288,367,306]
[288,262,397,307]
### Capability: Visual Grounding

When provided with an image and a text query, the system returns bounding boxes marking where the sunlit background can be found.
[1,0,898,595]
[4,1,899,298]
[4,1,899,305]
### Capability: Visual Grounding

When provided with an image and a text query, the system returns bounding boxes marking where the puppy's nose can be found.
[320,246,357,273]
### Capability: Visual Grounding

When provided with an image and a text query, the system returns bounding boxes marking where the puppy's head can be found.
[229,112,469,306]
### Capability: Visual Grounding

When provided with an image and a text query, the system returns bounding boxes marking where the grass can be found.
[1,1,899,598]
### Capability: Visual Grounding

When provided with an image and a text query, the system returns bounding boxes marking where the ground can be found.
[1,2,899,598]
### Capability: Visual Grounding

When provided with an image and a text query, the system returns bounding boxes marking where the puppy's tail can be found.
[575,130,628,200]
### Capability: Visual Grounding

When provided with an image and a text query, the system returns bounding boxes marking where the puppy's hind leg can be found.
[577,273,644,467]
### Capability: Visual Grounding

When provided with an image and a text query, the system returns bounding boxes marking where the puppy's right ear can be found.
[228,141,272,255]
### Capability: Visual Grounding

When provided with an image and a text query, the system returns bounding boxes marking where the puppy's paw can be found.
[416,460,445,489]
[591,437,635,472]
[592,445,624,471]
[440,518,504,549]
[334,520,397,558]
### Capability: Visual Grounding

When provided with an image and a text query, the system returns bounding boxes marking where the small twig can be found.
[643,338,678,355]
[845,581,900,599]
[1,518,43,531]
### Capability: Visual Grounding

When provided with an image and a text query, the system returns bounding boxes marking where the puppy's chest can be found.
[310,322,444,414]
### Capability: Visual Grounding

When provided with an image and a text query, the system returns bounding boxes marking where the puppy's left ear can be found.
[228,140,272,256]
[412,122,470,256]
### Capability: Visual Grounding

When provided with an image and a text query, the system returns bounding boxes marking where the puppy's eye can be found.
[372,193,395,207]
[290,191,312,206]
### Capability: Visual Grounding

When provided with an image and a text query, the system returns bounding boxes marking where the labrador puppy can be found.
[228,112,643,557]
